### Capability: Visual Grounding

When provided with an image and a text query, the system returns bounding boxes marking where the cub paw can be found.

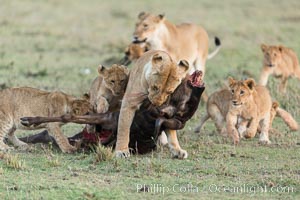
[97,99,109,113]
[170,148,188,159]
[258,139,271,145]
[115,150,130,158]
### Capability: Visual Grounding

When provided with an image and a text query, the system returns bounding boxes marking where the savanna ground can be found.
[0,0,300,199]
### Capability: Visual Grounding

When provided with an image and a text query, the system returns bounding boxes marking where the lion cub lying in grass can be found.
[0,87,91,153]
[195,77,298,144]
[259,44,300,93]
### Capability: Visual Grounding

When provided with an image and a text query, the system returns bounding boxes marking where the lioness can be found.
[226,77,273,144]
[115,50,189,158]
[89,64,130,113]
[259,44,300,93]
[194,89,298,136]
[0,87,91,153]
[133,12,221,75]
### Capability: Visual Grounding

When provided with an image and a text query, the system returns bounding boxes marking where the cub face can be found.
[228,77,256,108]
[147,53,189,106]
[98,64,130,96]
[261,44,283,68]
[121,42,149,65]
[133,12,165,43]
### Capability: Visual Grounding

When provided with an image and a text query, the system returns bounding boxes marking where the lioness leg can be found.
[46,123,76,153]
[279,76,288,93]
[259,113,271,144]
[259,68,271,86]
[115,105,136,158]
[165,129,187,159]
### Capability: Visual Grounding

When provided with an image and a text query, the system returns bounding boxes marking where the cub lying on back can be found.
[0,87,91,153]
[259,44,300,93]
[194,88,298,137]
[89,64,129,113]
[115,50,189,158]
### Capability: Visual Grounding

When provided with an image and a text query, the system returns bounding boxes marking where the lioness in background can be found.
[0,87,91,153]
[115,50,189,158]
[133,12,221,75]
[259,44,300,93]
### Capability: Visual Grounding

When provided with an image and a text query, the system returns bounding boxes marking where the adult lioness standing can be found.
[115,50,189,158]
[133,12,221,75]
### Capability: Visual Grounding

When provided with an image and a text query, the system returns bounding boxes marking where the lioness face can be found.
[133,12,164,43]
[98,64,130,96]
[261,44,283,67]
[228,77,256,108]
[148,54,189,106]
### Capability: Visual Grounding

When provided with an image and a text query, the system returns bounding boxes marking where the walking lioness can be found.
[0,87,91,153]
[115,50,189,158]
[133,12,221,75]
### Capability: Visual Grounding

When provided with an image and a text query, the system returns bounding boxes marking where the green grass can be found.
[0,0,300,199]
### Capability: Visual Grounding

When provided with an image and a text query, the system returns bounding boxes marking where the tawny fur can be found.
[0,87,91,153]
[89,64,129,113]
[115,50,189,158]
[259,44,300,93]
[133,12,221,75]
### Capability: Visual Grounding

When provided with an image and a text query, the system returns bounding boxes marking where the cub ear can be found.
[178,60,189,72]
[244,78,256,90]
[122,65,130,76]
[228,76,236,87]
[98,65,106,76]
[272,101,279,110]
[82,93,90,101]
[278,46,283,52]
[72,100,91,115]
[261,44,268,52]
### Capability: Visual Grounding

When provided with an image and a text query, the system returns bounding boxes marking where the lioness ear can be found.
[228,76,236,87]
[178,60,189,72]
[138,11,147,19]
[272,101,279,110]
[155,14,165,22]
[244,78,256,90]
[261,44,267,52]
[151,53,164,74]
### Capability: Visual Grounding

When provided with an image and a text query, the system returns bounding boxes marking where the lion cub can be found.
[194,89,298,137]
[226,77,273,144]
[89,64,129,113]
[0,87,91,153]
[120,42,150,66]
[115,50,189,158]
[259,44,300,93]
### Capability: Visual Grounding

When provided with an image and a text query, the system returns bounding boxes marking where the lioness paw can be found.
[61,146,77,154]
[115,150,130,158]
[171,148,188,159]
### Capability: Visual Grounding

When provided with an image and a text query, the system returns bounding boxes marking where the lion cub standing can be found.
[259,44,300,93]
[226,77,272,144]
[0,87,91,153]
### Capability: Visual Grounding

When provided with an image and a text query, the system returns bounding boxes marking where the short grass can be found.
[0,0,299,199]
